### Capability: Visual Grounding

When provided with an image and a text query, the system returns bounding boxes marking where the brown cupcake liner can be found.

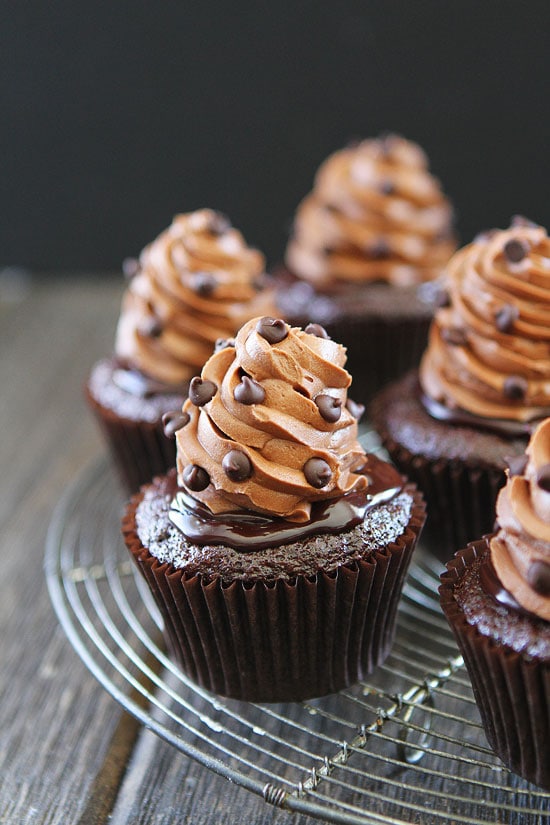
[440,539,550,789]
[324,315,431,406]
[122,485,425,703]
[85,386,177,493]
[372,422,505,562]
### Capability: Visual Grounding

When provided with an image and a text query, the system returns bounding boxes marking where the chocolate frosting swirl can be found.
[490,418,550,621]
[115,210,276,386]
[420,222,550,425]
[175,317,368,522]
[285,134,455,290]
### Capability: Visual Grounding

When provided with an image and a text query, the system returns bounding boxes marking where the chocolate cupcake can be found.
[86,209,276,492]
[122,317,425,702]
[370,218,550,559]
[440,418,550,788]
[275,134,456,402]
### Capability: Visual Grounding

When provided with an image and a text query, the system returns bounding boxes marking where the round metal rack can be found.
[45,441,550,825]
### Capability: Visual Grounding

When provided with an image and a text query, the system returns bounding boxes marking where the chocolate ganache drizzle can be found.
[482,418,550,621]
[114,210,276,389]
[420,219,550,433]
[170,317,403,547]
[285,134,455,290]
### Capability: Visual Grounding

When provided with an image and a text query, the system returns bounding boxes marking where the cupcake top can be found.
[490,418,550,622]
[115,210,276,386]
[285,134,455,290]
[173,316,370,524]
[420,219,550,430]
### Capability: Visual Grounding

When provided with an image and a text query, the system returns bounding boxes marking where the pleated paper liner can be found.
[122,483,425,703]
[319,314,431,408]
[369,372,528,562]
[440,539,550,790]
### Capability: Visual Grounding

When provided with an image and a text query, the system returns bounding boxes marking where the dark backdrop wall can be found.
[2,1,549,271]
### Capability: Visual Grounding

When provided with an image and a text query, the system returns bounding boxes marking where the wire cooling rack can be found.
[45,439,550,825]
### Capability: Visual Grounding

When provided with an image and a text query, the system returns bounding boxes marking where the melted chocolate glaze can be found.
[420,392,537,438]
[169,454,403,551]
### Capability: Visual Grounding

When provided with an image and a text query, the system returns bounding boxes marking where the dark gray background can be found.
[2,1,548,271]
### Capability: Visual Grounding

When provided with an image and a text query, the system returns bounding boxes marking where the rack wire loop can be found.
[45,457,550,825]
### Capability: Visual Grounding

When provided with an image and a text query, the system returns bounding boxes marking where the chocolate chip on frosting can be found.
[122,257,140,279]
[441,327,468,346]
[346,398,365,421]
[256,317,288,344]
[535,463,550,492]
[207,211,231,235]
[305,323,330,339]
[190,272,217,295]
[370,239,391,260]
[303,457,332,488]
[162,410,190,439]
[182,464,210,491]
[505,454,528,477]
[433,286,451,308]
[139,317,162,338]
[495,303,519,333]
[189,377,217,406]
[379,179,395,195]
[214,337,235,352]
[234,375,266,405]
[503,238,529,264]
[222,450,253,482]
[503,375,528,400]
[315,394,342,423]
[527,560,550,597]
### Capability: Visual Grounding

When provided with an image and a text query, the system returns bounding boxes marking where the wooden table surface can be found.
[2,274,549,825]
[1,273,323,825]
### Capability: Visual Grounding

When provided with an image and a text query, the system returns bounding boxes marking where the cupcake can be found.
[86,209,276,492]
[440,418,550,788]
[370,218,550,559]
[122,316,425,702]
[275,134,456,402]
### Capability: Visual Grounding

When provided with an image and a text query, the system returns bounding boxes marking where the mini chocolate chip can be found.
[207,211,231,235]
[535,462,550,492]
[379,132,398,156]
[256,317,288,344]
[379,179,395,195]
[433,287,451,308]
[503,375,528,400]
[222,449,253,482]
[190,271,216,295]
[511,215,539,228]
[214,337,235,352]
[504,238,529,264]
[305,323,330,339]
[122,257,140,279]
[370,239,391,259]
[182,464,210,491]
[161,410,190,438]
[495,303,519,333]
[346,398,365,421]
[234,376,266,405]
[140,317,162,338]
[189,377,217,406]
[315,394,342,423]
[441,327,467,346]
[303,457,333,488]
[527,560,550,597]
[505,454,528,477]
